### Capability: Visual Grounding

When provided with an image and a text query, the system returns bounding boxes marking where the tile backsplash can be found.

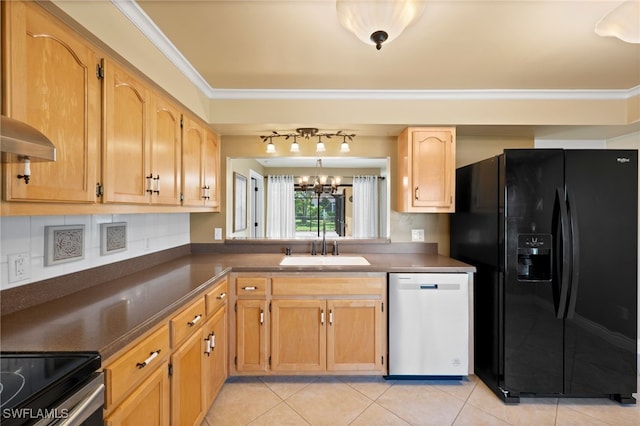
[1,213,190,290]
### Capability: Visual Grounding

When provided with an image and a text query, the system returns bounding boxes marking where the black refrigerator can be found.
[450,149,638,404]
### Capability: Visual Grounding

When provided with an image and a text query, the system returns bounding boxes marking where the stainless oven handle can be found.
[34,372,104,426]
[58,381,104,426]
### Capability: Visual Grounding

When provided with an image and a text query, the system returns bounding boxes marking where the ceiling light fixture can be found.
[260,128,355,154]
[336,0,426,50]
[595,0,640,44]
[298,159,341,195]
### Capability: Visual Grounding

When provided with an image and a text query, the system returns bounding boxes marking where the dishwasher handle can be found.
[419,284,439,289]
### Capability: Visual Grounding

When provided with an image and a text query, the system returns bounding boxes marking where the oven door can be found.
[33,372,104,426]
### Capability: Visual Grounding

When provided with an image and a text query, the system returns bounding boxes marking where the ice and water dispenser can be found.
[517,234,552,281]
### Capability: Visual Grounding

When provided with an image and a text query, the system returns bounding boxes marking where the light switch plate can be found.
[214,228,223,240]
[411,229,425,242]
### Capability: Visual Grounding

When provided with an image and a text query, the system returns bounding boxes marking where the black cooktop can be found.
[0,352,100,425]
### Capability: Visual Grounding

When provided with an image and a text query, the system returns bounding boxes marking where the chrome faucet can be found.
[321,225,328,255]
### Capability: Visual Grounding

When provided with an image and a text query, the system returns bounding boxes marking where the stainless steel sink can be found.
[279,255,370,266]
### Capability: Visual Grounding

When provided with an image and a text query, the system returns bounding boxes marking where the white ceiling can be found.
[136,0,639,91]
[129,0,639,143]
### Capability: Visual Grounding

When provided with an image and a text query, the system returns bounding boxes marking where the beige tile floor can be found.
[201,375,640,426]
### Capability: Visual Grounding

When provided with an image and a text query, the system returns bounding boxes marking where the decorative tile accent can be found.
[44,225,85,266]
[101,222,127,255]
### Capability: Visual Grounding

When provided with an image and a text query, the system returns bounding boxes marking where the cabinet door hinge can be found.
[234,356,237,367]
[96,62,104,79]
[269,302,271,312]
[381,302,384,313]
[268,356,271,366]
[95,183,103,197]
[180,116,184,128]
[381,356,384,365]
[234,302,237,312]
[168,363,173,376]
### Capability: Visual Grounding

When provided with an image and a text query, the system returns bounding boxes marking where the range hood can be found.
[1,115,57,162]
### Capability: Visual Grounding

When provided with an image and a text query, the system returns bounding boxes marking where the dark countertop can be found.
[0,251,474,362]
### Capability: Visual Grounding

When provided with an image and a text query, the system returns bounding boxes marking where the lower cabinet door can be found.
[105,361,170,426]
[271,299,326,371]
[326,300,383,372]
[203,306,228,407]
[171,330,206,426]
[236,299,268,372]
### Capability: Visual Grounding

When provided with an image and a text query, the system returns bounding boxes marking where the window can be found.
[294,190,345,238]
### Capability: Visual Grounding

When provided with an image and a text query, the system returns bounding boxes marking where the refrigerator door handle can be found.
[566,190,581,319]
[554,188,572,319]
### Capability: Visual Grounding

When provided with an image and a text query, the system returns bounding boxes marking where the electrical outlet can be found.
[8,252,30,283]
[214,228,222,240]
[411,229,425,242]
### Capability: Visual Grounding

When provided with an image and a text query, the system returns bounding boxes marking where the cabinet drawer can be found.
[272,276,385,296]
[171,297,206,347]
[104,324,169,409]
[206,278,228,315]
[236,277,268,297]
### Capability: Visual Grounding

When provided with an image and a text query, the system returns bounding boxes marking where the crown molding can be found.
[117,1,640,103]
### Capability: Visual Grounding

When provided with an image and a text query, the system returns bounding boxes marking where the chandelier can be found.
[336,0,426,50]
[260,128,355,154]
[595,0,640,44]
[297,159,341,195]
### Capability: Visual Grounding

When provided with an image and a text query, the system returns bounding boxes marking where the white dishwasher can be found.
[388,273,469,378]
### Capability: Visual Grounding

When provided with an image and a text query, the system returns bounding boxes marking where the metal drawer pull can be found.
[188,314,202,327]
[216,292,227,300]
[329,310,333,325]
[242,286,257,291]
[415,186,419,200]
[205,337,212,356]
[259,309,264,325]
[210,333,216,350]
[321,310,325,325]
[136,349,161,369]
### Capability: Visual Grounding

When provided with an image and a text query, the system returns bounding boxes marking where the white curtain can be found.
[352,176,378,238]
[266,175,295,238]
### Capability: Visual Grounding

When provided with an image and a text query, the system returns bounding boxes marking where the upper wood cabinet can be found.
[2,0,100,203]
[102,60,182,206]
[102,60,149,204]
[149,91,183,205]
[397,127,456,213]
[181,115,220,209]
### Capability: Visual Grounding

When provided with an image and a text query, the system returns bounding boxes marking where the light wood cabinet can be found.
[103,325,170,426]
[326,299,383,371]
[102,59,149,204]
[148,90,183,205]
[397,127,456,213]
[232,273,386,375]
[202,306,227,407]
[105,361,170,426]
[181,115,220,209]
[2,1,220,215]
[102,61,182,206]
[170,324,207,426]
[104,276,230,426]
[236,299,269,372]
[103,325,170,410]
[203,278,229,407]
[271,299,326,371]
[2,0,100,203]
[271,277,384,373]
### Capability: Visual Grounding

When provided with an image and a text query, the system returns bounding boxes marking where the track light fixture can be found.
[260,128,355,154]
